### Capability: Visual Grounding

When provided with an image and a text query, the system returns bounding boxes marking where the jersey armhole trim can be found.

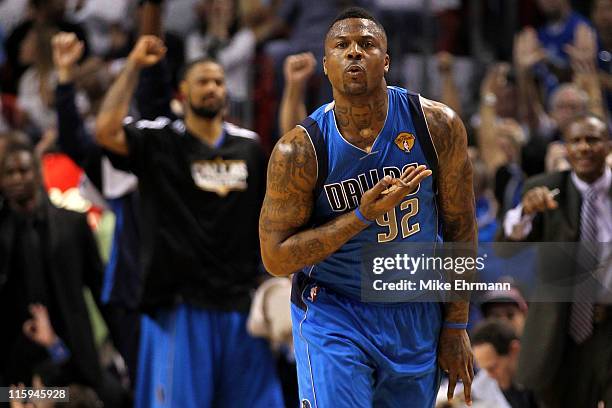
[417,95,440,161]
[406,93,439,194]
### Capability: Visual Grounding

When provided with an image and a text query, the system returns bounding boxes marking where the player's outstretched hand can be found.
[358,165,432,222]
[128,35,167,68]
[439,327,474,406]
[521,186,558,215]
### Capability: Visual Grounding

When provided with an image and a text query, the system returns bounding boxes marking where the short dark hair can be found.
[471,319,518,356]
[0,137,40,174]
[327,7,387,43]
[179,57,223,81]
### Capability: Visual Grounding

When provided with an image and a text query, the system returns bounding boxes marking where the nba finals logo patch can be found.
[301,399,312,408]
[191,158,248,197]
[394,132,415,153]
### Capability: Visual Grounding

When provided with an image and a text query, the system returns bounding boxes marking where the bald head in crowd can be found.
[549,84,589,129]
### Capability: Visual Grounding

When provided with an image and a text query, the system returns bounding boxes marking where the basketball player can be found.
[95,36,283,407]
[259,8,476,408]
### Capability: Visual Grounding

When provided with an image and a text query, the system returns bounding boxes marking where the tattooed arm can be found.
[423,98,477,405]
[95,36,166,155]
[259,128,431,277]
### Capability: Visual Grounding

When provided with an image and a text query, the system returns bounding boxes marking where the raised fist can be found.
[284,52,317,86]
[52,32,84,71]
[128,35,167,68]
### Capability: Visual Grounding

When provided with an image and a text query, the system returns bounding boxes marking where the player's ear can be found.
[179,80,188,98]
[323,56,328,76]
[384,54,390,74]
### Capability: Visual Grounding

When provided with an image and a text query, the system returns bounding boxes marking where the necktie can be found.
[568,187,599,344]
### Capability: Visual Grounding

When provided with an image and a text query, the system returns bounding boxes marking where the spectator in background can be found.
[185,0,275,128]
[16,24,60,139]
[513,23,601,176]
[471,320,539,408]
[15,303,103,408]
[535,0,592,92]
[62,0,131,59]
[502,113,611,407]
[51,30,141,386]
[475,62,520,131]
[477,64,527,216]
[0,139,126,406]
[479,285,529,337]
[439,286,531,407]
[3,0,89,94]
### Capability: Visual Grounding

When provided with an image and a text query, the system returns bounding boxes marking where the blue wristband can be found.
[354,208,372,224]
[47,338,71,364]
[443,321,468,330]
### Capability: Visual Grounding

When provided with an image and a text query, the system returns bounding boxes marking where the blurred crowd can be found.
[0,0,610,407]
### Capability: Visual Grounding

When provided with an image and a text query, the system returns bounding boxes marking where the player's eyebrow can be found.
[330,34,379,42]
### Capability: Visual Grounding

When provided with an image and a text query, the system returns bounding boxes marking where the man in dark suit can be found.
[501,112,611,407]
[0,139,124,406]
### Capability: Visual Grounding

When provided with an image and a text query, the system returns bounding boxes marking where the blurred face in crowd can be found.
[593,0,612,37]
[473,341,520,390]
[208,0,234,19]
[563,116,610,183]
[323,18,389,97]
[483,304,527,337]
[0,149,41,208]
[550,86,588,129]
[181,61,227,120]
[536,0,570,20]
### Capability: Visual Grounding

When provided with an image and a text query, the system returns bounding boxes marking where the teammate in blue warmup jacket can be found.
[260,7,477,408]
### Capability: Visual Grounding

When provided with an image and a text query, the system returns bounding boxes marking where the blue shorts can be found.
[135,304,284,408]
[291,283,442,408]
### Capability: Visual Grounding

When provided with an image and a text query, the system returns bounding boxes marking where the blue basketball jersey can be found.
[295,86,441,300]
